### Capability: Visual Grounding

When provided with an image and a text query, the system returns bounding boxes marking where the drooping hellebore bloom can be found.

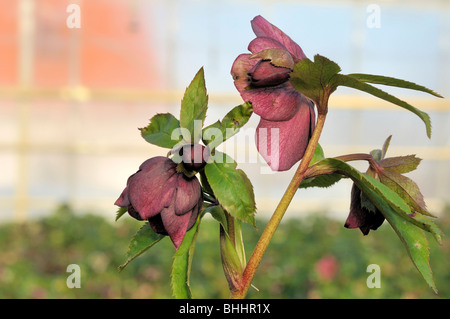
[114,156,203,248]
[231,15,315,171]
[344,184,385,235]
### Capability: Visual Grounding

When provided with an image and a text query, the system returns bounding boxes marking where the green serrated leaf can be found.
[140,113,181,148]
[347,73,443,98]
[305,158,440,291]
[368,188,437,293]
[290,54,341,105]
[118,223,165,271]
[332,74,432,138]
[406,213,443,245]
[299,173,343,189]
[171,214,202,299]
[379,155,422,174]
[180,67,208,143]
[365,174,441,243]
[364,179,438,291]
[379,169,434,217]
[115,206,128,221]
[204,152,256,226]
[202,102,253,151]
[309,158,440,239]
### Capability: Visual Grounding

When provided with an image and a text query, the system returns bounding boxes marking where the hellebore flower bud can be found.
[179,144,210,172]
[344,184,385,235]
[114,156,203,248]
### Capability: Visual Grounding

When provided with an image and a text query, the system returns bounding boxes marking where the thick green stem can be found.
[231,111,328,299]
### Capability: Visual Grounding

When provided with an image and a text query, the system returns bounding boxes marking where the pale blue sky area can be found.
[147,0,449,97]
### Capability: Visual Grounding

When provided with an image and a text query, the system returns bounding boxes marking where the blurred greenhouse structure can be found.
[0,0,449,224]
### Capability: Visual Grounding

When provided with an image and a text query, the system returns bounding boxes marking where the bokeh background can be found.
[0,0,449,298]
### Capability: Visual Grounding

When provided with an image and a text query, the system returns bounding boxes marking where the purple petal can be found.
[187,197,203,231]
[114,172,137,207]
[114,186,130,207]
[246,84,302,121]
[255,96,315,171]
[174,174,202,216]
[128,157,177,219]
[248,37,286,54]
[251,15,306,61]
[231,53,259,91]
[160,204,192,249]
[139,156,176,172]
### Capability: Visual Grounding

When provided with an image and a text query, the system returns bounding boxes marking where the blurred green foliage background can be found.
[0,204,448,299]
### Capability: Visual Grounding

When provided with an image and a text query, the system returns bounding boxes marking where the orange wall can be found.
[0,0,162,88]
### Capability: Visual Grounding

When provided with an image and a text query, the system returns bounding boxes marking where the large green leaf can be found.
[290,56,439,138]
[140,113,182,148]
[180,67,208,143]
[204,152,256,226]
[367,137,432,217]
[202,102,253,151]
[170,215,202,299]
[118,223,165,271]
[299,173,344,189]
[379,169,432,217]
[331,74,432,138]
[366,186,437,294]
[306,158,440,292]
[347,73,443,98]
[308,158,441,242]
[365,174,441,244]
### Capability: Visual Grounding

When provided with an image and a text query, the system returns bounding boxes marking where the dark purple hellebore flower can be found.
[344,184,385,235]
[231,15,316,171]
[115,156,203,248]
